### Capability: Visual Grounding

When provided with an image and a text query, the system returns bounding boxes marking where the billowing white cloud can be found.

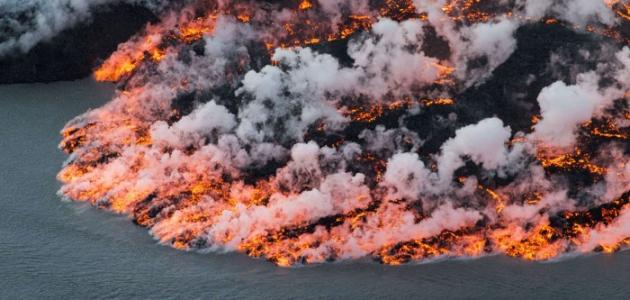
[533,71,622,147]
[437,117,512,185]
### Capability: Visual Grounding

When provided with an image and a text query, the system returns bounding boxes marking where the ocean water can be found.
[0,79,629,299]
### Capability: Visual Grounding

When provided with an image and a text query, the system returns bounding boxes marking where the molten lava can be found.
[59,0,630,266]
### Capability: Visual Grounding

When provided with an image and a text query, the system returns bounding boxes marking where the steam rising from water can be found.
[52,0,630,266]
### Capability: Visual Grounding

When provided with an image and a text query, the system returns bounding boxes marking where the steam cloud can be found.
[0,0,172,57]
[55,0,630,266]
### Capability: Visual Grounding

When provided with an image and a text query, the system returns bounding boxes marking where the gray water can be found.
[0,79,629,299]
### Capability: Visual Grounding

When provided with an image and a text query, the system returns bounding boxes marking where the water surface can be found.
[0,79,628,299]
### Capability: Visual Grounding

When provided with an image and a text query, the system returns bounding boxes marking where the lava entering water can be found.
[58,0,630,266]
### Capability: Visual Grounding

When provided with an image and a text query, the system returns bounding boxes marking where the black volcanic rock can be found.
[0,3,157,84]
[400,22,618,156]
[453,22,605,133]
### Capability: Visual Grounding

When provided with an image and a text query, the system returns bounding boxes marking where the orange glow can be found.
[236,14,251,23]
[607,1,630,21]
[345,97,455,123]
[494,225,563,261]
[536,147,607,176]
[95,60,138,82]
[545,18,558,25]
[299,0,313,10]
[94,32,165,82]
[479,185,505,213]
[179,16,217,43]
[585,119,629,140]
[421,97,455,107]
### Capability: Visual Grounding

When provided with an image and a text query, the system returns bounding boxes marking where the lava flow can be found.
[58,0,630,266]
